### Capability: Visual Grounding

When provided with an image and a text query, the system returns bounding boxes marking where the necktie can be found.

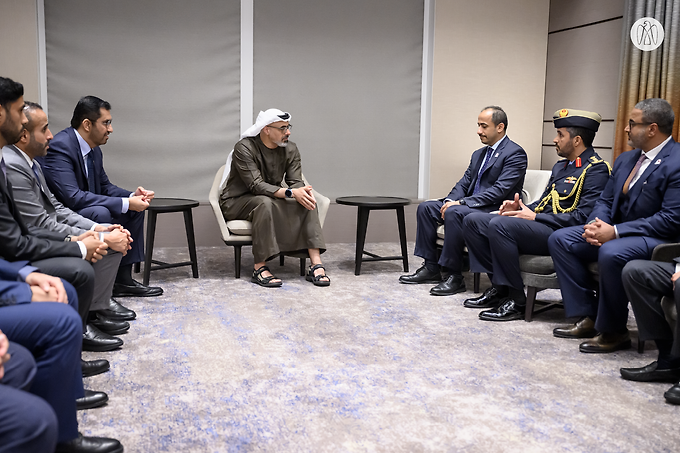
[32,163,43,191]
[622,153,647,195]
[86,152,97,193]
[473,147,493,195]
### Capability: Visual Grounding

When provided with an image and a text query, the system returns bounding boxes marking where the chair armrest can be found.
[651,243,680,263]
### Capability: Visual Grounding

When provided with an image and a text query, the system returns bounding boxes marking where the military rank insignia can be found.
[575,157,582,168]
[564,176,578,184]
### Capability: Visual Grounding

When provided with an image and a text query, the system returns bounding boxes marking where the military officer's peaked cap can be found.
[553,109,602,132]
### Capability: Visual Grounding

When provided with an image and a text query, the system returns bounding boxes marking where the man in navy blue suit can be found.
[400,106,527,295]
[463,109,611,321]
[41,96,162,298]
[549,98,680,353]
[0,261,123,453]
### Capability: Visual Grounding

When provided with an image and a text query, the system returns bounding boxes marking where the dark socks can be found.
[508,287,526,306]
[115,264,134,285]
[656,339,680,369]
[424,261,440,273]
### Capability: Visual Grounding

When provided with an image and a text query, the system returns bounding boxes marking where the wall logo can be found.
[631,17,664,51]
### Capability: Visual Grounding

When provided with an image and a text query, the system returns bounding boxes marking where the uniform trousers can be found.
[0,342,58,453]
[222,194,326,263]
[548,226,665,333]
[463,213,555,290]
[0,302,83,444]
[414,200,484,272]
[79,205,145,266]
[622,259,680,356]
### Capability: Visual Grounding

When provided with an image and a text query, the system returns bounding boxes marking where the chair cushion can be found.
[226,220,252,235]
[518,255,555,275]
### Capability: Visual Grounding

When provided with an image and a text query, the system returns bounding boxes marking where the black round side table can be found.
[141,197,200,285]
[335,196,411,275]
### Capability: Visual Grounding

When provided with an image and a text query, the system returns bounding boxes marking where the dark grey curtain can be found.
[45,0,241,201]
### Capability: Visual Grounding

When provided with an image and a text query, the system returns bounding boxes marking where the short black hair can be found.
[0,76,24,109]
[23,101,44,127]
[70,96,111,129]
[635,98,675,136]
[565,126,596,148]
[481,105,508,131]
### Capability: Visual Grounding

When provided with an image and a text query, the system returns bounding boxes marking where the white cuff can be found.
[76,241,87,259]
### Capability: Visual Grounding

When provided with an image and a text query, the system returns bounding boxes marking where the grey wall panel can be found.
[549,0,625,32]
[543,19,624,121]
[253,0,423,199]
[44,0,241,201]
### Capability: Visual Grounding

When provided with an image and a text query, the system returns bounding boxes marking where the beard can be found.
[0,117,23,145]
[274,139,288,148]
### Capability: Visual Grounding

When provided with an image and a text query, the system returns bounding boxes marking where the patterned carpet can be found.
[80,243,679,452]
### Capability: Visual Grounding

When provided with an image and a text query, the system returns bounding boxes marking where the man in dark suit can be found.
[463,109,610,320]
[0,77,121,356]
[0,261,123,453]
[3,102,135,336]
[41,96,162,298]
[620,257,680,405]
[549,98,680,353]
[399,106,527,295]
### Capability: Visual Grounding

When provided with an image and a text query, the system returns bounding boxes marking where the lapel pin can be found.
[494,153,499,158]
[655,159,661,165]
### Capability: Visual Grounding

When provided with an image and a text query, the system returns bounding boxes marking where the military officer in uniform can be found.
[462,109,611,321]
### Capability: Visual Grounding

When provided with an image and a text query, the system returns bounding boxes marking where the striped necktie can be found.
[473,146,493,195]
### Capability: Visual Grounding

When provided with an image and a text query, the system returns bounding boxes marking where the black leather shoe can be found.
[76,389,109,410]
[553,316,597,339]
[399,265,441,284]
[89,312,130,335]
[113,279,163,297]
[81,359,110,378]
[430,274,465,296]
[464,287,505,308]
[56,433,123,453]
[82,324,123,352]
[620,361,680,383]
[579,331,631,353]
[97,298,136,321]
[478,298,525,321]
[664,382,680,405]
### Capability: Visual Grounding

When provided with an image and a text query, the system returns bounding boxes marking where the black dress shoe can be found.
[464,287,505,308]
[76,389,109,410]
[553,316,597,339]
[81,359,110,378]
[664,382,680,405]
[97,298,136,321]
[83,324,123,352]
[89,312,130,335]
[113,279,163,297]
[430,274,465,296]
[478,297,525,321]
[399,265,441,284]
[579,331,631,353]
[620,361,680,383]
[56,433,123,453]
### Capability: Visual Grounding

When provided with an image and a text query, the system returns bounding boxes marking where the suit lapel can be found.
[68,128,89,184]
[626,140,675,210]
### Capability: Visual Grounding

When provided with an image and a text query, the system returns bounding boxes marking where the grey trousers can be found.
[91,250,123,311]
[622,259,680,355]
[221,194,326,263]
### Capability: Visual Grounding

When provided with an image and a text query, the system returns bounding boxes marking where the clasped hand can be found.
[292,185,317,210]
[582,217,616,246]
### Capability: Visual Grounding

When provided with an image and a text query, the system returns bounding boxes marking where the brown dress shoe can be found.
[553,316,597,339]
[579,331,631,353]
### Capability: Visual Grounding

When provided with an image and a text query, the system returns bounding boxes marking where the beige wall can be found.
[429,0,550,198]
[0,0,41,101]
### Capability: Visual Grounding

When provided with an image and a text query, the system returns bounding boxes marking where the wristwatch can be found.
[285,188,293,198]
[458,199,467,206]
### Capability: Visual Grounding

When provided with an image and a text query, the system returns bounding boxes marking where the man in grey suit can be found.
[2,102,136,343]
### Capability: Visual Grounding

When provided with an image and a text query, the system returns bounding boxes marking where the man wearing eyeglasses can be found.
[549,98,680,354]
[219,109,328,287]
[40,96,163,299]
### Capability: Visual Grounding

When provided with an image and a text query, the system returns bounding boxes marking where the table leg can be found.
[355,207,370,275]
[183,208,199,278]
[143,211,158,286]
[396,206,409,272]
